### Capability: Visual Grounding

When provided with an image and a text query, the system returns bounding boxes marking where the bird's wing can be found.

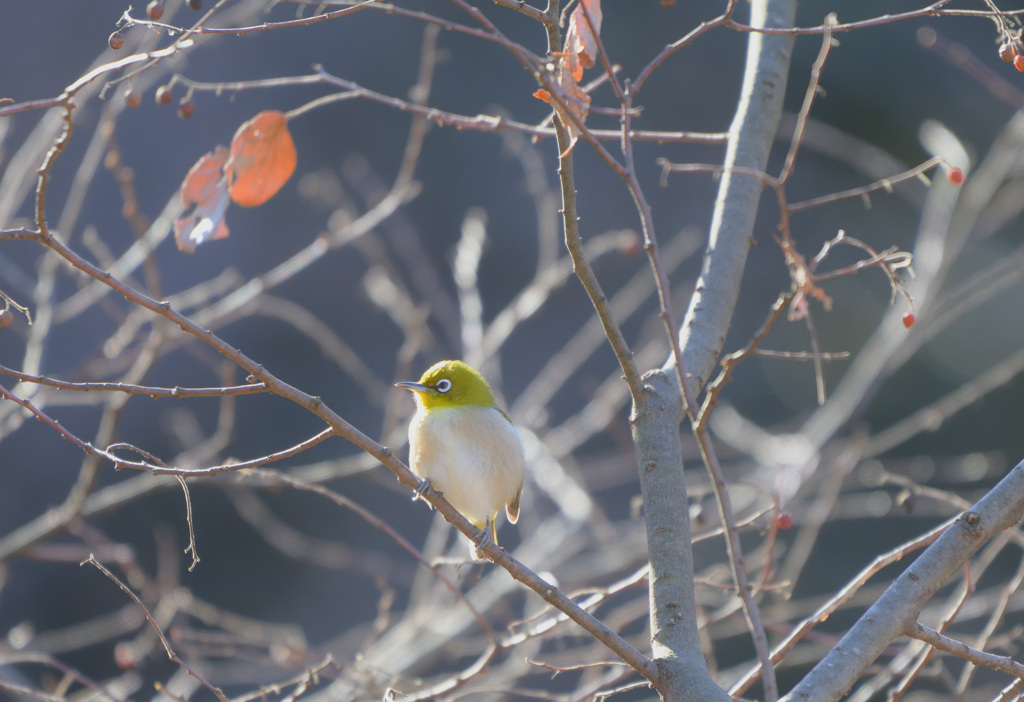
[506,487,521,524]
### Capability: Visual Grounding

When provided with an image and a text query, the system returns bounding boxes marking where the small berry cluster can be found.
[999,38,1024,72]
[119,82,194,118]
[155,85,196,118]
[145,0,202,18]
[109,0,204,114]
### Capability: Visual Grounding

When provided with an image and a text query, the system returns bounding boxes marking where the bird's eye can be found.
[435,379,452,393]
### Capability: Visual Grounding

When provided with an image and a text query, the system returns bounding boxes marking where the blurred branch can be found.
[83,555,228,702]
[11,184,661,700]
[732,515,952,697]
[0,44,194,120]
[4,2,1024,700]
[247,469,498,643]
[0,652,130,702]
[865,345,1024,458]
[799,112,1024,467]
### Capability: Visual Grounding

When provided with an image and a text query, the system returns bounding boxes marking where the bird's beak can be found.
[395,381,429,394]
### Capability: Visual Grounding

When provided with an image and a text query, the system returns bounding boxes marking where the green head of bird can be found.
[395,360,499,411]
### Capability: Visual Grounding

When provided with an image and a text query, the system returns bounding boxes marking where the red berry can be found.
[0,309,13,328]
[999,41,1016,63]
[113,642,136,670]
[1015,54,1024,72]
[621,231,642,257]
[948,167,964,186]
[902,312,916,329]
[108,31,125,50]
[690,503,708,527]
[776,512,793,530]
[187,0,202,9]
[155,85,173,105]
[178,101,195,118]
[146,0,163,20]
[124,89,142,108]
[897,489,916,514]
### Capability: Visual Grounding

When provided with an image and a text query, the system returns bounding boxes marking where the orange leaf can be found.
[225,110,296,208]
[180,146,227,206]
[174,146,232,253]
[565,0,603,80]
[533,62,591,156]
[532,0,600,156]
[555,73,591,155]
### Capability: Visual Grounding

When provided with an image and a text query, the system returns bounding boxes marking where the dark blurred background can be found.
[1,0,1023,697]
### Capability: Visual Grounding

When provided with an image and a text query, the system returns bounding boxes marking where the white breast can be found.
[408,405,525,529]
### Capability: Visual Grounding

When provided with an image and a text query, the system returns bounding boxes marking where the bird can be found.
[396,360,525,559]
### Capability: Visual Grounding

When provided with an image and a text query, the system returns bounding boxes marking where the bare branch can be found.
[784,461,1024,700]
[82,555,228,702]
[678,0,797,399]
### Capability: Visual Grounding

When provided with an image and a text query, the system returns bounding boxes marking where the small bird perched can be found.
[396,360,525,559]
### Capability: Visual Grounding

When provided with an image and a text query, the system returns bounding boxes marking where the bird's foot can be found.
[472,528,491,561]
[412,477,433,502]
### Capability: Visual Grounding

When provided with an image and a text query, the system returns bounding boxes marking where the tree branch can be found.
[907,621,1024,683]
[631,370,730,701]
[783,459,1024,701]
[677,0,797,398]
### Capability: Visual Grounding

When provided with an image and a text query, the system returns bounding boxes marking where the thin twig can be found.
[550,120,643,401]
[730,517,952,696]
[0,652,128,702]
[777,14,838,188]
[121,0,378,37]
[0,364,266,398]
[82,555,228,702]
[4,23,660,681]
[248,469,497,643]
[889,565,973,700]
[956,550,1024,691]
[698,293,792,431]
[697,430,777,699]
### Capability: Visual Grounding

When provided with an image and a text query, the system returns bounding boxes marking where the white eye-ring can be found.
[435,379,452,393]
